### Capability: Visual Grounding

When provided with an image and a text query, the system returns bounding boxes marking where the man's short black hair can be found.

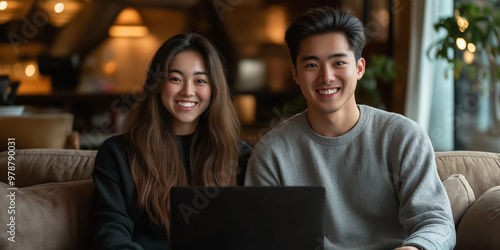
[285,7,366,67]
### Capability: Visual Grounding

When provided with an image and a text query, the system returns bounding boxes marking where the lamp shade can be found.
[108,7,149,38]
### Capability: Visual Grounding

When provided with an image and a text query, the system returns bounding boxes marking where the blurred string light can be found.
[0,61,38,78]
[0,1,7,10]
[457,16,469,32]
[54,2,64,13]
[456,38,467,50]
[463,50,474,64]
[453,9,476,64]
[467,43,476,52]
[25,64,36,77]
[454,9,469,33]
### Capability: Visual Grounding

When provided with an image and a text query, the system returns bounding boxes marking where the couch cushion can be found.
[0,149,96,187]
[435,151,500,198]
[442,174,475,227]
[0,180,94,250]
[455,185,500,250]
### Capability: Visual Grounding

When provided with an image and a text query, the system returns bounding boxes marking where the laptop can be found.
[169,186,325,250]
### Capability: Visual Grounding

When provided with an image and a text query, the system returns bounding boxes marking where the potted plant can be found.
[429,2,500,150]
[356,54,397,110]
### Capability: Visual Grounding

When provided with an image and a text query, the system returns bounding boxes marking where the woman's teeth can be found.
[177,102,196,108]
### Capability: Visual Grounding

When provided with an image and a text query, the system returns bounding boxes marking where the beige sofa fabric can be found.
[0,180,93,250]
[435,151,500,198]
[0,149,96,187]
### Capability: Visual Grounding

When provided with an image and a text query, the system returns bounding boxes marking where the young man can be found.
[244,7,456,250]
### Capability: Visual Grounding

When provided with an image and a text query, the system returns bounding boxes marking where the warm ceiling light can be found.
[108,7,149,38]
[25,64,36,77]
[0,0,34,24]
[456,38,467,50]
[108,26,148,38]
[54,2,64,13]
[39,0,83,27]
[0,1,7,10]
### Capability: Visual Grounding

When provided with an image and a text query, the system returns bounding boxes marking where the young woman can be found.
[89,33,252,249]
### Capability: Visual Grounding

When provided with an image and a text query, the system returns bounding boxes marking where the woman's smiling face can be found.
[161,50,212,135]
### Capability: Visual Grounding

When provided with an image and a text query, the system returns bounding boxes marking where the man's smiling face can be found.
[292,32,365,117]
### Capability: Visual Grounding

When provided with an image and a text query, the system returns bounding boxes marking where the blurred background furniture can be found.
[0,113,79,151]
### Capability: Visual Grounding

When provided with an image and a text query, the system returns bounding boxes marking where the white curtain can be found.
[405,0,454,151]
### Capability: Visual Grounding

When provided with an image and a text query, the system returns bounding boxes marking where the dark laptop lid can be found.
[170,186,325,250]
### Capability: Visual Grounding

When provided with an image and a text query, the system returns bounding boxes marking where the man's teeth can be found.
[177,102,196,108]
[318,89,338,95]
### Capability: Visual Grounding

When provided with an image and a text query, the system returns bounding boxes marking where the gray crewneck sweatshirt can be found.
[245,105,455,250]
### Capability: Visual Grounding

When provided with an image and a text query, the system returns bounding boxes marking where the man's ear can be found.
[357,58,366,80]
[291,64,300,85]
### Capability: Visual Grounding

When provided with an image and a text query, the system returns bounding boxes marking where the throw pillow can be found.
[0,180,94,250]
[455,185,500,250]
[441,174,475,227]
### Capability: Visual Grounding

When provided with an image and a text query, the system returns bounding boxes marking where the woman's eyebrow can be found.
[168,69,207,76]
[168,69,183,75]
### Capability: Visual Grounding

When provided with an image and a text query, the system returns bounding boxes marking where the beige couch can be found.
[0,149,499,250]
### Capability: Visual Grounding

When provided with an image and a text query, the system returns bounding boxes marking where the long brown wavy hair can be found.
[124,33,240,235]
